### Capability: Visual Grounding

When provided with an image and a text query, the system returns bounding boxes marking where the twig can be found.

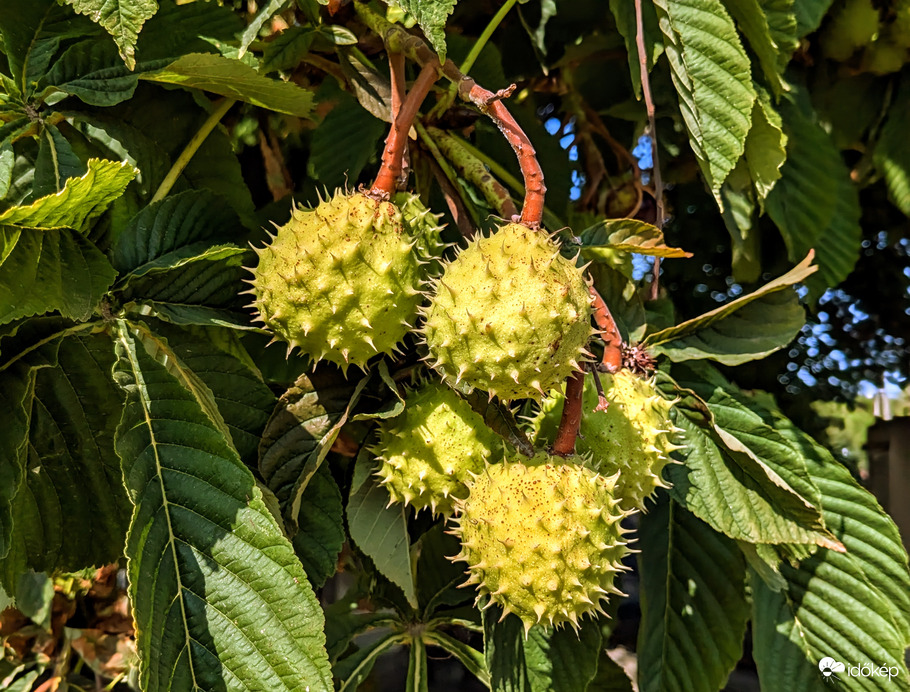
[151,98,235,204]
[427,126,518,219]
[589,286,623,373]
[590,369,609,412]
[389,50,406,177]
[416,122,478,236]
[634,0,665,300]
[356,3,546,227]
[552,371,585,457]
[371,63,439,195]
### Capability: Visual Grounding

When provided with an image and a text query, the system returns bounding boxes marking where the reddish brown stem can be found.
[634,0,665,300]
[589,286,623,373]
[371,63,438,195]
[552,371,586,457]
[389,51,406,134]
[355,7,546,227]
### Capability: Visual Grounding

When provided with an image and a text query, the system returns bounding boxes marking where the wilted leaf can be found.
[579,218,692,259]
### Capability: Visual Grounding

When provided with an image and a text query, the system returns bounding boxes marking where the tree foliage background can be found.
[0,0,909,690]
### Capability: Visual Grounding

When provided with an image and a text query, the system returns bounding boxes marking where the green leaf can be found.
[579,218,692,259]
[666,393,837,548]
[751,415,910,692]
[644,252,815,364]
[0,141,14,200]
[743,88,787,202]
[587,650,634,691]
[725,0,796,96]
[41,1,243,107]
[14,571,54,626]
[873,76,910,216]
[719,165,761,283]
[259,368,365,529]
[480,603,601,692]
[765,410,910,644]
[32,124,86,199]
[99,87,255,222]
[0,226,116,325]
[292,462,344,588]
[766,87,862,299]
[335,630,405,691]
[63,0,159,70]
[0,159,135,231]
[112,189,242,272]
[793,0,834,37]
[653,0,756,194]
[112,321,333,692]
[672,363,833,541]
[0,362,34,561]
[138,320,276,465]
[116,244,249,310]
[2,334,132,591]
[261,26,317,74]
[609,0,664,100]
[483,604,530,692]
[141,53,314,117]
[347,446,418,609]
[761,0,800,72]
[132,302,257,331]
[638,497,750,692]
[389,0,457,60]
[406,636,430,692]
[524,619,602,692]
[0,0,95,96]
[308,91,386,189]
[239,0,293,55]
[414,524,469,615]
[423,629,489,687]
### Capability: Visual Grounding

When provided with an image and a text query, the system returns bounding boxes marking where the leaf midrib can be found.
[117,327,201,691]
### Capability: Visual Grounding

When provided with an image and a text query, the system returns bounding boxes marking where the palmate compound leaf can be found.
[112,321,332,692]
[653,0,756,196]
[638,496,750,692]
[747,407,910,690]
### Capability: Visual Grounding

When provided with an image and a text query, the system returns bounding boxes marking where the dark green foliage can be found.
[0,0,908,690]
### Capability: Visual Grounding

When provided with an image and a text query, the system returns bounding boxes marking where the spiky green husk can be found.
[532,371,682,511]
[393,191,447,277]
[248,191,422,371]
[375,381,503,515]
[452,453,629,632]
[424,223,593,401]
